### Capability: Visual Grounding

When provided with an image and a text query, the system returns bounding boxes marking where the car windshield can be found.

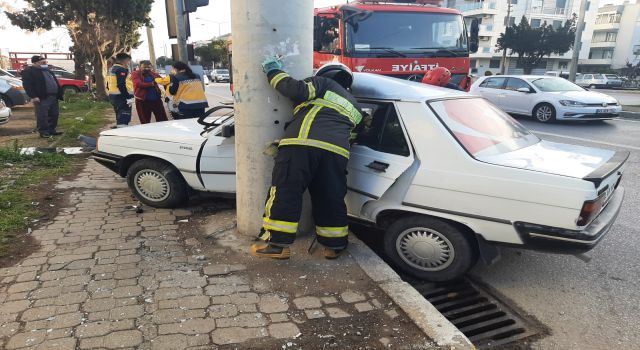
[527,77,584,92]
[605,74,618,79]
[217,70,229,74]
[429,98,539,157]
[345,11,467,56]
[0,69,15,77]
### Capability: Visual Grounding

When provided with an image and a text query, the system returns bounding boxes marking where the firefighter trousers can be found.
[261,145,349,249]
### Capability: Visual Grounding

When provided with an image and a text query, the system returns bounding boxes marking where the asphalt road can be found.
[471,116,640,350]
[205,82,233,106]
[594,88,640,107]
[206,82,639,349]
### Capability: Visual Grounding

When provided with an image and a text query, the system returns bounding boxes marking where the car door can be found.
[502,77,535,114]
[474,77,507,109]
[346,101,414,217]
[198,118,236,193]
[581,74,593,87]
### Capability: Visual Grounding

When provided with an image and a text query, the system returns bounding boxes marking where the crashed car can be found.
[93,73,627,281]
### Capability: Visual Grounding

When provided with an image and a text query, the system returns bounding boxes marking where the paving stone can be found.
[229,292,259,305]
[355,301,374,313]
[268,322,300,339]
[158,318,216,335]
[47,253,92,265]
[211,326,268,345]
[20,305,57,321]
[159,295,211,310]
[80,329,143,349]
[340,290,366,303]
[259,293,290,313]
[84,298,116,312]
[34,337,76,350]
[0,322,20,337]
[293,296,322,309]
[7,281,39,294]
[208,275,249,285]
[16,271,38,283]
[151,334,210,350]
[305,309,326,319]
[321,296,338,305]
[326,307,351,318]
[20,257,49,266]
[112,285,143,298]
[114,268,142,280]
[5,330,47,349]
[156,287,203,300]
[109,305,145,320]
[49,312,84,329]
[208,304,238,318]
[238,303,258,313]
[269,313,289,323]
[204,284,250,296]
[202,264,246,276]
[216,313,268,328]
[385,308,400,319]
[370,298,383,309]
[75,319,134,338]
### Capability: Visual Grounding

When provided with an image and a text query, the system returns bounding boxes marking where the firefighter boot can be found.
[323,247,346,260]
[249,242,291,259]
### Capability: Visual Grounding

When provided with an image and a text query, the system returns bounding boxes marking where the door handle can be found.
[366,161,389,172]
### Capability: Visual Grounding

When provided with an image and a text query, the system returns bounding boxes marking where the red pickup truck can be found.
[51,70,90,94]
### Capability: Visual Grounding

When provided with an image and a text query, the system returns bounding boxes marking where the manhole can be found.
[406,277,541,349]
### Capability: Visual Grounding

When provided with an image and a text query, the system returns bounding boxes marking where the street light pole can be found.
[500,0,512,75]
[569,0,587,82]
[146,26,157,67]
[231,1,313,236]
[174,0,188,62]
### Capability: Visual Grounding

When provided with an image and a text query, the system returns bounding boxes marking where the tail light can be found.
[576,186,609,226]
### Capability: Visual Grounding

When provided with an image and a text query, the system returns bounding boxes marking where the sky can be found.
[0,0,631,63]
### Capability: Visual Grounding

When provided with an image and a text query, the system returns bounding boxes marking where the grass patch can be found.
[55,93,112,146]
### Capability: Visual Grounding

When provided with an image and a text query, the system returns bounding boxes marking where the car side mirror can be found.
[221,124,235,138]
[516,87,532,93]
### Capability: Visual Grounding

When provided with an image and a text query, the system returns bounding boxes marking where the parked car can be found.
[211,69,230,82]
[544,71,572,79]
[0,98,11,125]
[50,69,90,94]
[575,73,623,89]
[470,75,621,123]
[93,73,626,281]
[0,75,30,107]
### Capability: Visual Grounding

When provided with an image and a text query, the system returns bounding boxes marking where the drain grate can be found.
[406,278,541,349]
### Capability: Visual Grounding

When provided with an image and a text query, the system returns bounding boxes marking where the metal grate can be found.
[407,278,541,349]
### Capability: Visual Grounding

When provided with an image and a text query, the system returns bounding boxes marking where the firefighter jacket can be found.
[107,64,133,97]
[168,73,208,110]
[267,69,362,159]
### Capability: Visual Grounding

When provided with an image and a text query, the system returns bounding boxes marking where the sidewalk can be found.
[0,160,439,349]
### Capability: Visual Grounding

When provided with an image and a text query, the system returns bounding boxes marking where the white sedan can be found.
[0,99,10,125]
[470,75,622,123]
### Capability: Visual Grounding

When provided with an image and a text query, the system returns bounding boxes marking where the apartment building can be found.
[581,0,640,71]
[446,0,598,76]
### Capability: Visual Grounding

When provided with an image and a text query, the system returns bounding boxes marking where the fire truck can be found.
[314,0,479,89]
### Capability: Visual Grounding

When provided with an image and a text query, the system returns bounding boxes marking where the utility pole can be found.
[569,0,587,81]
[500,0,512,75]
[231,1,314,235]
[174,0,188,62]
[146,26,157,67]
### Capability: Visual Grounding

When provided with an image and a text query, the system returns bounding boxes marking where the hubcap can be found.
[536,106,552,121]
[396,227,455,272]
[134,169,170,202]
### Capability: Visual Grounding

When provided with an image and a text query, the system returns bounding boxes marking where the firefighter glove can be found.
[261,56,283,74]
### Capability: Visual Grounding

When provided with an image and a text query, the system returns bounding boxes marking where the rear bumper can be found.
[514,186,624,254]
[91,151,123,175]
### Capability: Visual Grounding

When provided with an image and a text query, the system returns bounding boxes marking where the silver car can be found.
[575,73,623,89]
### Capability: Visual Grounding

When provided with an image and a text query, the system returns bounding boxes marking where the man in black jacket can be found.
[250,60,362,260]
[21,55,63,138]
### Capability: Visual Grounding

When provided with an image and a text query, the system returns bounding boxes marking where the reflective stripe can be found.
[293,96,361,127]
[260,231,271,241]
[270,72,289,88]
[298,106,322,139]
[265,186,276,219]
[279,138,349,159]
[307,82,316,100]
[323,91,362,126]
[316,226,349,238]
[263,218,298,234]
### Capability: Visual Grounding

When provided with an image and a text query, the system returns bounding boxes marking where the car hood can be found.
[0,75,22,85]
[476,140,616,178]
[546,90,618,104]
[100,119,207,145]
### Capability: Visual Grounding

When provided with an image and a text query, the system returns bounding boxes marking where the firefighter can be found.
[107,53,134,128]
[249,58,362,260]
[422,67,464,91]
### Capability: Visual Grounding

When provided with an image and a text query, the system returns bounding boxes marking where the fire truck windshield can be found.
[345,11,467,58]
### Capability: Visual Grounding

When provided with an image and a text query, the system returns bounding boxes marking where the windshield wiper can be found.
[409,48,462,57]
[367,47,407,57]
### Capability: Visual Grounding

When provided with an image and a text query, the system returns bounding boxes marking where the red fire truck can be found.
[314,0,478,89]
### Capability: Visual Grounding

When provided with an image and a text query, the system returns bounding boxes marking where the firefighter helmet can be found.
[315,63,354,89]
[422,67,452,87]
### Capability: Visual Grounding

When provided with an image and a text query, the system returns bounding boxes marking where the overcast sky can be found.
[0,0,629,63]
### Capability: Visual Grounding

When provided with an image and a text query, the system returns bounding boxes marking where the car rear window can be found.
[428,98,540,157]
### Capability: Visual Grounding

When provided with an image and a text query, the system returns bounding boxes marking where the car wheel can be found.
[0,94,12,108]
[383,216,478,282]
[533,103,556,123]
[126,158,188,208]
[62,86,79,95]
[589,84,596,89]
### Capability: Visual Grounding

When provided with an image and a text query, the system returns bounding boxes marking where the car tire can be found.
[0,94,12,108]
[126,158,188,208]
[62,86,79,95]
[383,216,478,282]
[589,84,596,89]
[533,103,556,123]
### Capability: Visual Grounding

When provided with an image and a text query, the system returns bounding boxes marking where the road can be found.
[471,116,640,350]
[205,82,233,106]
[594,88,640,107]
[206,82,639,349]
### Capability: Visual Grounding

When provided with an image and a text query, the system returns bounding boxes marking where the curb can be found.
[349,236,475,350]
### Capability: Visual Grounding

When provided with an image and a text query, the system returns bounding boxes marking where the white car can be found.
[93,74,627,281]
[0,98,11,125]
[470,75,622,123]
[575,73,623,89]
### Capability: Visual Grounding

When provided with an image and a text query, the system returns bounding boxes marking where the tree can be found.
[7,0,153,100]
[622,60,640,82]
[496,15,576,74]
[156,56,174,68]
[194,39,229,69]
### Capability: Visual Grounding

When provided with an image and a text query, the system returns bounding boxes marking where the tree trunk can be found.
[93,56,108,101]
[73,50,87,81]
[523,65,533,75]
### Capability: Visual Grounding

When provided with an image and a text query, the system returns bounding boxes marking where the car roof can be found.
[351,73,467,102]
[478,75,549,80]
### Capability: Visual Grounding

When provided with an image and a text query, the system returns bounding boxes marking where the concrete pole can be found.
[146,26,157,68]
[231,1,314,235]
[500,0,512,75]
[174,0,188,62]
[569,0,587,82]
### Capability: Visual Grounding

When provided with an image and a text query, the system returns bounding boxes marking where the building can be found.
[446,0,598,76]
[581,0,640,71]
